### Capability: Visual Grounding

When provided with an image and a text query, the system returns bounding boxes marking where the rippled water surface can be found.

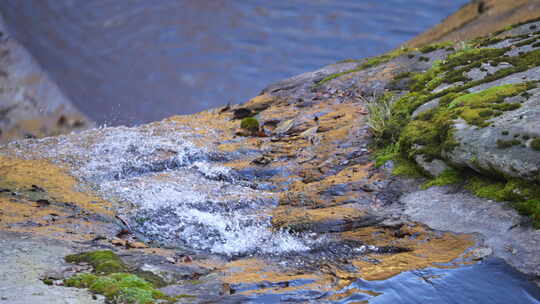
[244,259,540,303]
[0,0,468,125]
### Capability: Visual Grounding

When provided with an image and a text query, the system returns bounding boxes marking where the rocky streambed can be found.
[2,10,540,304]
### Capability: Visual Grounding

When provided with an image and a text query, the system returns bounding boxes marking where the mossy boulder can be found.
[64,251,176,303]
[365,19,540,227]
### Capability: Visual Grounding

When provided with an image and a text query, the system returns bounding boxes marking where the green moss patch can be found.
[240,117,259,132]
[391,156,425,178]
[531,138,540,151]
[497,139,521,149]
[421,168,462,189]
[419,42,454,54]
[63,251,184,303]
[408,167,540,227]
[410,48,508,93]
[65,250,128,275]
[65,273,172,304]
[313,48,413,88]
[388,83,534,161]
[514,200,540,228]
[465,176,540,227]
[447,83,531,127]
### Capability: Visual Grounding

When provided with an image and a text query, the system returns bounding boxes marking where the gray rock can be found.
[411,99,440,119]
[401,186,540,276]
[446,89,540,181]
[261,61,358,97]
[139,263,211,284]
[472,247,493,260]
[415,154,450,177]
[273,118,296,135]
[0,231,104,304]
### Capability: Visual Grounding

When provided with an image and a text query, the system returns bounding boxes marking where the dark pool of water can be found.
[245,259,540,303]
[0,0,468,125]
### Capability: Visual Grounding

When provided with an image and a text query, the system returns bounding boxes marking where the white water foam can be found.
[14,124,317,255]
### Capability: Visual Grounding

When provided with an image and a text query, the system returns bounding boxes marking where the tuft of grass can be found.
[364,93,395,143]
[373,142,400,167]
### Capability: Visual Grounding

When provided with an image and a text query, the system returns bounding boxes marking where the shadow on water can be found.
[243,259,540,303]
[0,0,468,125]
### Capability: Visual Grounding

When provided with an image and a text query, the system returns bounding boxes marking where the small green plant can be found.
[364,93,395,143]
[373,142,400,167]
[240,117,259,133]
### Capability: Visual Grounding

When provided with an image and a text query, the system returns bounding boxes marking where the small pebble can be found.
[127,241,148,249]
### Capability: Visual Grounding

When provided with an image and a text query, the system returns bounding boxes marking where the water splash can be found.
[101,168,316,255]
[14,124,318,255]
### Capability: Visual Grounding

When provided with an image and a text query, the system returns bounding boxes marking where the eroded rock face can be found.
[0,15,91,144]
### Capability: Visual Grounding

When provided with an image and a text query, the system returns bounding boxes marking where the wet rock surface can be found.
[402,186,540,276]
